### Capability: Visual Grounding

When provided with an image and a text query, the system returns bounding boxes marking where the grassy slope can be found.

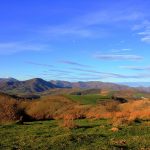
[0,119,149,150]
[65,94,110,105]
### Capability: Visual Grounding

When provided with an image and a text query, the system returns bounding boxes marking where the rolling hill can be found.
[50,80,130,90]
[0,78,58,95]
[0,78,150,96]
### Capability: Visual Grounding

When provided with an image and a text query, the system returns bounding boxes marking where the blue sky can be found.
[0,0,150,82]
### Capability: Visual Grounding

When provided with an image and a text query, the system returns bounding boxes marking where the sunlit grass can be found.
[65,94,110,105]
[0,119,149,150]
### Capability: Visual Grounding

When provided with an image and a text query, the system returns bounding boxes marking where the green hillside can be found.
[65,94,110,105]
[0,119,149,150]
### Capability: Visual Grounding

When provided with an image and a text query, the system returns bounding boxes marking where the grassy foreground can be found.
[0,119,150,150]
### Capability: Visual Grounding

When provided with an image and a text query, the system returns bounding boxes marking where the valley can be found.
[0,78,150,149]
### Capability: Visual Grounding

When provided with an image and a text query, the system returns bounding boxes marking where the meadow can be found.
[0,92,150,149]
[0,119,150,150]
[65,94,110,105]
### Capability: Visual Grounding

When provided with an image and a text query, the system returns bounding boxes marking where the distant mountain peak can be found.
[0,78,150,95]
[26,78,47,82]
[0,77,18,82]
[0,78,58,94]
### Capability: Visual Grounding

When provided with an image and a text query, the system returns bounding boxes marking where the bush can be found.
[60,114,78,129]
[111,99,150,126]
[0,98,19,122]
[0,94,31,123]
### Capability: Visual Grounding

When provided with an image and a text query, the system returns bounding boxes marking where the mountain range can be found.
[0,78,57,94]
[119,82,150,87]
[50,80,130,90]
[0,78,150,95]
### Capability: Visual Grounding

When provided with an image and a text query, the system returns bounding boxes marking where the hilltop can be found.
[0,78,58,95]
[0,78,150,98]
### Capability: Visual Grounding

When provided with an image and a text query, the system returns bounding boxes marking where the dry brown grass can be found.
[110,127,119,132]
[0,95,20,122]
[25,95,78,120]
[25,98,150,126]
[0,93,32,123]
[85,105,110,119]
[112,99,150,126]
[0,93,149,126]
[60,114,78,129]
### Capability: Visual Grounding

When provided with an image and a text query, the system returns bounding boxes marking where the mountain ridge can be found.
[50,80,130,90]
[0,78,58,94]
[0,78,150,95]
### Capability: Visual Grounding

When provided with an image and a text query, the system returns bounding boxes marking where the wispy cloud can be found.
[48,69,72,74]
[25,61,54,67]
[72,67,150,79]
[24,66,150,81]
[60,60,91,67]
[61,76,106,81]
[94,54,143,61]
[0,42,50,55]
[138,31,150,43]
[129,73,150,79]
[80,10,143,26]
[70,68,111,76]
[40,5,145,39]
[41,73,65,78]
[133,20,150,43]
[70,68,140,79]
[111,48,132,53]
[43,26,93,38]
[120,65,150,71]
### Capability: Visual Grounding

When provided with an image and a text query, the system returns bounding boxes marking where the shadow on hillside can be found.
[77,124,100,129]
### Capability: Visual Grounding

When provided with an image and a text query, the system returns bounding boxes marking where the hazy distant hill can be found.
[0,78,18,83]
[50,80,130,90]
[136,87,150,93]
[50,80,73,88]
[119,82,150,87]
[119,82,150,92]
[0,78,150,95]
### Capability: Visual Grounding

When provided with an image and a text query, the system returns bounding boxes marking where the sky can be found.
[0,0,150,82]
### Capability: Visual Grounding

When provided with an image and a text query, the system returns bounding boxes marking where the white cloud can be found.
[94,54,143,61]
[60,60,91,67]
[111,48,132,53]
[40,7,145,39]
[141,36,150,43]
[134,20,150,43]
[120,65,150,70]
[0,42,50,54]
[25,61,54,67]
[70,68,141,79]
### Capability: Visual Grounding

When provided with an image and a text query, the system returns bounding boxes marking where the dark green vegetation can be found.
[0,119,149,150]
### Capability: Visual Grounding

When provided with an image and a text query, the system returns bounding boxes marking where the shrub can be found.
[111,99,150,126]
[85,105,112,119]
[0,98,19,122]
[60,114,78,129]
